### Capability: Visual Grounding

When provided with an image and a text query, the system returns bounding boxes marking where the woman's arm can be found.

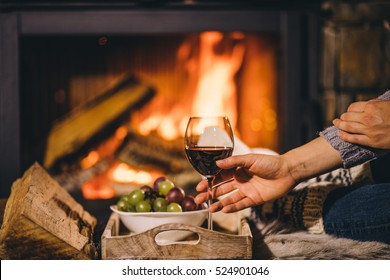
[321,91,390,168]
[195,137,343,213]
[282,136,343,183]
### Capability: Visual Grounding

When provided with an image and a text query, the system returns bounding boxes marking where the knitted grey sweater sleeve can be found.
[319,91,390,168]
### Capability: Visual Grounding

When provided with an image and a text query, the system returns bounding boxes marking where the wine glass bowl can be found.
[184,116,234,230]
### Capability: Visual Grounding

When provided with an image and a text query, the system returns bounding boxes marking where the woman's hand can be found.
[194,153,297,213]
[333,100,390,150]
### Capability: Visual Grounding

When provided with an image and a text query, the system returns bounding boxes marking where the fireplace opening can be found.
[21,32,279,161]
[19,31,281,199]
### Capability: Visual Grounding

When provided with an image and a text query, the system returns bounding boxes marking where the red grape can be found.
[166,187,185,204]
[181,195,197,212]
[197,202,208,210]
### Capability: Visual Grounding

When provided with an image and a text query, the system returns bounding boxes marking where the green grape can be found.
[116,199,127,211]
[167,202,182,212]
[158,180,175,195]
[136,200,152,212]
[153,197,168,212]
[128,189,145,206]
[125,204,136,212]
[116,199,135,212]
[120,194,131,203]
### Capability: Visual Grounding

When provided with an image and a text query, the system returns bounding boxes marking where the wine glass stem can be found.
[207,177,213,231]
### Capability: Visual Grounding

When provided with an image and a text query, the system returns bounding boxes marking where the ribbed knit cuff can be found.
[319,127,378,169]
[319,90,390,169]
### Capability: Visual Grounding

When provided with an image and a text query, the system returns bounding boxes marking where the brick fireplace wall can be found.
[320,1,390,125]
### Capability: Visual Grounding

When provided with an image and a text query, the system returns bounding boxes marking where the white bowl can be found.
[110,206,208,242]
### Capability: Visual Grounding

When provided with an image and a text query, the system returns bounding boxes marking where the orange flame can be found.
[191,32,244,128]
[137,31,245,140]
[108,162,153,185]
[80,150,100,169]
[80,125,128,170]
[81,161,164,200]
[80,125,131,200]
[81,175,115,200]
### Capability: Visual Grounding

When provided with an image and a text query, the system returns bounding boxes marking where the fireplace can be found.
[0,1,323,198]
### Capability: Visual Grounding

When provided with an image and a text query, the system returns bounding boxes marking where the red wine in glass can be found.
[185,146,233,177]
[184,116,234,231]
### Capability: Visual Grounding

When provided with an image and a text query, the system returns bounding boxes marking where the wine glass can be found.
[184,116,234,230]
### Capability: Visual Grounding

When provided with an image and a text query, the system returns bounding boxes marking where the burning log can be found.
[118,130,189,173]
[52,125,201,197]
[44,75,155,171]
[0,163,98,259]
[116,129,201,191]
[42,75,200,198]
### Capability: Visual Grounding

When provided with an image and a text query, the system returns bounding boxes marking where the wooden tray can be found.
[101,213,252,260]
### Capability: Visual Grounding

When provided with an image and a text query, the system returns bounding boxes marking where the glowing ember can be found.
[80,125,128,170]
[80,150,100,169]
[115,126,128,140]
[81,161,164,200]
[81,175,115,200]
[79,125,165,200]
[109,162,153,185]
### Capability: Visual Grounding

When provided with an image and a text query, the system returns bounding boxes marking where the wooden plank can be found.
[0,163,98,259]
[102,213,252,260]
[43,76,154,169]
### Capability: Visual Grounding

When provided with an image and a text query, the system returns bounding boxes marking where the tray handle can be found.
[150,222,207,245]
[145,223,252,259]
[149,222,248,245]
[102,214,252,259]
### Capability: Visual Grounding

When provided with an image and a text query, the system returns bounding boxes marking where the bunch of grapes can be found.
[116,176,207,213]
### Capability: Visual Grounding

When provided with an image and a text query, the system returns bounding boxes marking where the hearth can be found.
[0,1,323,198]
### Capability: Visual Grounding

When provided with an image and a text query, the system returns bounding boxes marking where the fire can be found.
[108,162,152,185]
[136,31,245,140]
[80,125,128,170]
[80,150,100,169]
[82,176,116,200]
[81,161,164,200]
[138,111,186,140]
[80,125,159,200]
[191,32,244,128]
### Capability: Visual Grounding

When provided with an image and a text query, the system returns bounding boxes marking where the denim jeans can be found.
[323,183,390,244]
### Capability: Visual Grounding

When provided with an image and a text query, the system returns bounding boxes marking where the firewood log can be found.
[0,162,98,259]
[44,76,154,170]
